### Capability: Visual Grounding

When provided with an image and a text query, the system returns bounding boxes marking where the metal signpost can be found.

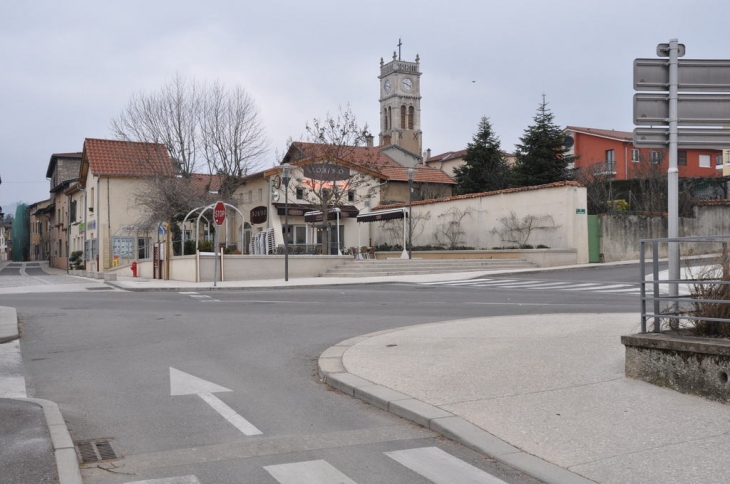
[633,39,730,304]
[213,201,226,286]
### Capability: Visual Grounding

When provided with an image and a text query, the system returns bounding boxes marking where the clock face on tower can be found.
[384,79,392,94]
[402,77,413,92]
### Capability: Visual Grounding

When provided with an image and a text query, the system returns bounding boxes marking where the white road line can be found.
[264,459,358,484]
[182,292,220,302]
[421,279,644,295]
[124,476,201,484]
[582,284,634,290]
[420,278,498,286]
[476,281,577,289]
[594,287,642,293]
[385,447,508,484]
[559,283,606,290]
[169,367,262,436]
[198,392,263,436]
[474,280,544,287]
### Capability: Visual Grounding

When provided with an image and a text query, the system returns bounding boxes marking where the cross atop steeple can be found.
[397,38,402,60]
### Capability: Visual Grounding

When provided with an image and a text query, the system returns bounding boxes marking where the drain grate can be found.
[74,439,118,463]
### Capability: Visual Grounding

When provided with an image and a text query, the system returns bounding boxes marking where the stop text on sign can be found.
[214,201,226,226]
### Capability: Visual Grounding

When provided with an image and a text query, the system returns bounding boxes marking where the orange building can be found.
[565,126,724,180]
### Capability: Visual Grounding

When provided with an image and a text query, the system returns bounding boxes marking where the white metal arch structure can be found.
[181,203,246,254]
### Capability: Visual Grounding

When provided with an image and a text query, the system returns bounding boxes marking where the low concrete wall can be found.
[129,248,577,282]
[374,249,577,267]
[156,254,352,282]
[367,183,589,264]
[600,204,730,262]
[622,332,730,403]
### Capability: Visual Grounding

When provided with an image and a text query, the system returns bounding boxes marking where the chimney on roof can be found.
[424,148,431,164]
[365,133,374,147]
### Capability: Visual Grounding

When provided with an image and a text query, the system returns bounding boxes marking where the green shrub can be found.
[68,251,84,270]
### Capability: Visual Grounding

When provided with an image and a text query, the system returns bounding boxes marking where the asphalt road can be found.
[3,264,641,484]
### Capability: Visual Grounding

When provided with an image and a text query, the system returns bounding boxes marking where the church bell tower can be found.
[378,45,422,156]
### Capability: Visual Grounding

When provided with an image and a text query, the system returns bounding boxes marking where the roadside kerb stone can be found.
[21,398,83,484]
[354,385,410,411]
[324,372,374,397]
[0,306,19,343]
[319,331,597,484]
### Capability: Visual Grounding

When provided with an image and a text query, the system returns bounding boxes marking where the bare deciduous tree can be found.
[435,207,472,249]
[572,164,615,214]
[491,212,559,248]
[200,82,269,196]
[111,74,201,176]
[111,74,269,200]
[380,212,431,249]
[286,106,376,253]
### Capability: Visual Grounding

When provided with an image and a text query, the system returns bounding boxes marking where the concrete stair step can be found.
[320,258,537,277]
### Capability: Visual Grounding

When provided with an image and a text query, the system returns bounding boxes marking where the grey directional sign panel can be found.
[634,59,730,91]
[633,127,730,149]
[634,93,730,126]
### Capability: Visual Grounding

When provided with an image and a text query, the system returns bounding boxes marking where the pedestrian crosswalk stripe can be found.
[418,278,643,295]
[126,448,511,484]
[385,446,509,483]
[180,292,220,302]
[561,282,609,290]
[124,475,201,484]
[264,460,357,484]
[594,287,641,293]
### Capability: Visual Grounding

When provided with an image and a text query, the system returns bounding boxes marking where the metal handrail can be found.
[639,235,730,333]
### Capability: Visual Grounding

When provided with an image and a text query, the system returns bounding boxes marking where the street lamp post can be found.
[334,207,341,256]
[282,163,292,281]
[407,167,415,260]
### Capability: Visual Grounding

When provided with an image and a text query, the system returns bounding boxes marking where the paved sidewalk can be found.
[319,313,730,484]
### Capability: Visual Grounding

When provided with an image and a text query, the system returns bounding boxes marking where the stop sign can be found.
[213,201,226,226]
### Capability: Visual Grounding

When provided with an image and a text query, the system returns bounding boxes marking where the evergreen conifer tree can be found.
[453,117,510,195]
[510,96,570,187]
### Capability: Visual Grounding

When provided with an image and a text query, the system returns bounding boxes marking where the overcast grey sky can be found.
[1,0,728,210]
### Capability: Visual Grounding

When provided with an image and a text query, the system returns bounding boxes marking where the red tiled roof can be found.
[280,142,456,185]
[373,181,583,210]
[83,138,174,177]
[427,149,467,162]
[566,126,634,141]
[188,173,222,193]
[288,142,401,170]
[379,165,455,184]
[426,148,515,163]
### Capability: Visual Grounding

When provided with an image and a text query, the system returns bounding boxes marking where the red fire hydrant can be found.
[131,261,138,278]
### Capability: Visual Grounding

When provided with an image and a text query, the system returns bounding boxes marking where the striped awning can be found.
[356,208,408,223]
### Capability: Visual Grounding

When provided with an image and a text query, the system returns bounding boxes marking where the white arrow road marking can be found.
[124,476,201,484]
[385,447,509,484]
[169,367,262,436]
[264,460,358,484]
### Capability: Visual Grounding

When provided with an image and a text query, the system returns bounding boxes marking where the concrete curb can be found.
[17,398,83,484]
[318,332,597,484]
[1,304,82,484]
[93,258,654,293]
[0,306,19,343]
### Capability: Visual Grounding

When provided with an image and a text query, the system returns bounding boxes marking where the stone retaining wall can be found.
[622,332,730,403]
